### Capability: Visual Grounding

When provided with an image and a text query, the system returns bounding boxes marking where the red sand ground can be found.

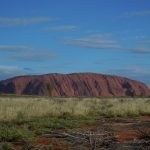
[2,116,149,150]
[116,128,150,142]
[32,116,150,149]
[33,137,67,150]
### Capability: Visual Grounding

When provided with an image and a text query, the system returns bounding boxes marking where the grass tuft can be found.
[0,97,149,122]
[0,124,36,143]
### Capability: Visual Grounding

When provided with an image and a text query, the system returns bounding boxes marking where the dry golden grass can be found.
[0,96,150,122]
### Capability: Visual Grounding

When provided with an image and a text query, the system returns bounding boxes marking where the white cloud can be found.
[0,65,26,80]
[0,45,34,52]
[0,17,55,26]
[139,39,150,45]
[44,25,77,31]
[9,53,55,62]
[108,67,150,87]
[0,45,55,62]
[64,34,150,53]
[120,10,150,18]
[0,65,19,73]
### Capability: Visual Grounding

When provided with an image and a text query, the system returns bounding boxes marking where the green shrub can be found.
[0,125,36,143]
[1,143,10,150]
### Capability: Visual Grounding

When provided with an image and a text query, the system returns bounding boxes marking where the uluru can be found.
[0,73,149,97]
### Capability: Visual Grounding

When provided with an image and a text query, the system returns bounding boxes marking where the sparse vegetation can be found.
[0,96,149,122]
[0,96,149,149]
[0,124,36,143]
[1,143,10,150]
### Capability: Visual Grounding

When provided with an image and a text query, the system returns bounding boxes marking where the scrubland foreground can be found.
[0,96,150,150]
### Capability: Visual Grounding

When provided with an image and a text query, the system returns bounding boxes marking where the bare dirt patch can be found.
[30,116,149,150]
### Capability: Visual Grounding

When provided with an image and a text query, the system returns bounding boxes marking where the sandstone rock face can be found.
[0,73,150,97]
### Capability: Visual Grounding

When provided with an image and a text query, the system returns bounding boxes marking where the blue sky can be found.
[0,0,150,87]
